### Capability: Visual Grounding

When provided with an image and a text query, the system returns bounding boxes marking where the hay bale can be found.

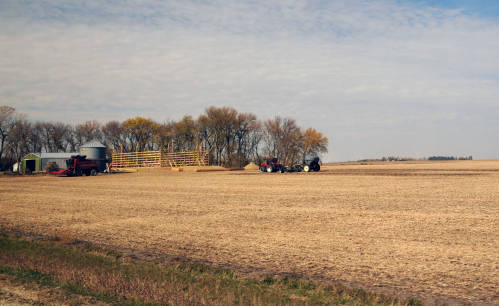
[44,162,59,172]
[244,162,260,170]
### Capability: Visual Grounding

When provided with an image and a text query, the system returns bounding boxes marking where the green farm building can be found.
[20,152,78,173]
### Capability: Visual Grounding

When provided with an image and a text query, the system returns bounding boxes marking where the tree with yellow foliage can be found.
[301,127,328,162]
[123,116,159,152]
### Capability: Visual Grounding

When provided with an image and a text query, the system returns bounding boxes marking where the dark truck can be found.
[49,155,99,176]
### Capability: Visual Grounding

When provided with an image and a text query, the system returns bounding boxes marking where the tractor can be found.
[303,157,320,172]
[259,158,285,173]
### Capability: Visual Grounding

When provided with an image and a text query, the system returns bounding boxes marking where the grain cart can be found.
[49,155,99,176]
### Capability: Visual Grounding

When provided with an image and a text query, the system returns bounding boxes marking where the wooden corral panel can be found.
[111,150,208,168]
[161,150,209,167]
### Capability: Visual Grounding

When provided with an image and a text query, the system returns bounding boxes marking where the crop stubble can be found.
[1,160,498,304]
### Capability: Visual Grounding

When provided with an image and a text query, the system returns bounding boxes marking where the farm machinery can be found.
[259,157,321,173]
[302,157,321,172]
[49,155,100,177]
[259,158,285,173]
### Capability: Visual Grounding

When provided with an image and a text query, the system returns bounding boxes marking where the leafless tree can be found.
[0,106,16,165]
[173,116,196,152]
[0,105,327,170]
[263,116,302,165]
[234,112,260,167]
[7,116,32,165]
[102,121,127,151]
[51,122,72,152]
[75,120,102,147]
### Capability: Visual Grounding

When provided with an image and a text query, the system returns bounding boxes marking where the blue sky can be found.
[1,0,498,161]
[410,0,499,18]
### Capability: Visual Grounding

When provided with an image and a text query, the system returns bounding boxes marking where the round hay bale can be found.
[244,162,259,170]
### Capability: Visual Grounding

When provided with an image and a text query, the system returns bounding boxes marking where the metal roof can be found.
[81,140,106,148]
[40,152,79,159]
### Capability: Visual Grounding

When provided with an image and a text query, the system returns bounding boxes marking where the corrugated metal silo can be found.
[81,141,107,171]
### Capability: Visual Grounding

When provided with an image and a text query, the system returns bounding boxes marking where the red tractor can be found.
[259,158,285,173]
[50,155,99,176]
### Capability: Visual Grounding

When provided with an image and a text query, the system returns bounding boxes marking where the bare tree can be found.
[51,122,72,152]
[0,106,16,165]
[155,122,174,152]
[7,117,32,166]
[0,105,328,169]
[196,114,215,153]
[63,125,78,152]
[202,106,239,166]
[234,112,260,167]
[263,116,302,165]
[173,116,196,152]
[75,120,102,147]
[102,121,127,152]
[31,122,45,153]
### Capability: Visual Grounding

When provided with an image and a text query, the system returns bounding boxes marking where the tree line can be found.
[0,105,328,170]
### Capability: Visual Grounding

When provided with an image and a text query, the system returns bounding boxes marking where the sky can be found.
[0,0,498,161]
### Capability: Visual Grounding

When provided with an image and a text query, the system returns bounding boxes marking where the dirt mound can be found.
[244,162,259,170]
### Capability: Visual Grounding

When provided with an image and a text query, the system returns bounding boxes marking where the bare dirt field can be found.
[1,160,498,304]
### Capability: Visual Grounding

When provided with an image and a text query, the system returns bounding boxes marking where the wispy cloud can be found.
[1,0,498,160]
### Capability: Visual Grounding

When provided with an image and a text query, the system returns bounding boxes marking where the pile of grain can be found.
[244,162,259,170]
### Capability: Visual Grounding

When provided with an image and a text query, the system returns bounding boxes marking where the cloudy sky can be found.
[1,0,498,161]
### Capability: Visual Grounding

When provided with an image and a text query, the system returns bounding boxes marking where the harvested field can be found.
[1,160,498,304]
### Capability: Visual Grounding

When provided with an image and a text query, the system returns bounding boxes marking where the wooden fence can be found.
[111,150,209,168]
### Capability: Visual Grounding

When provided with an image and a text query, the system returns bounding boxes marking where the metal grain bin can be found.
[81,141,107,172]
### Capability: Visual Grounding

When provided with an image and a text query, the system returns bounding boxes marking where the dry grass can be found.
[1,160,498,304]
[1,235,411,305]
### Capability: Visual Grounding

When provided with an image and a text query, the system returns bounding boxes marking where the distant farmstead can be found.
[20,152,78,173]
[19,140,107,173]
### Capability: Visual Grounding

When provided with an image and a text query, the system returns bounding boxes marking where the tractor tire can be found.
[303,165,310,172]
[76,169,83,176]
[266,165,273,173]
[280,166,285,173]
[90,169,98,176]
[313,164,320,172]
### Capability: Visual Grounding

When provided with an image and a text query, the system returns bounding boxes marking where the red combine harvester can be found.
[50,155,99,176]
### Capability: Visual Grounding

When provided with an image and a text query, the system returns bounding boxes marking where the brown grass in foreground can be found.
[0,160,498,304]
[1,234,418,305]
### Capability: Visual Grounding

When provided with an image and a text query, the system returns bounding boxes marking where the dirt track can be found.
[1,160,498,304]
